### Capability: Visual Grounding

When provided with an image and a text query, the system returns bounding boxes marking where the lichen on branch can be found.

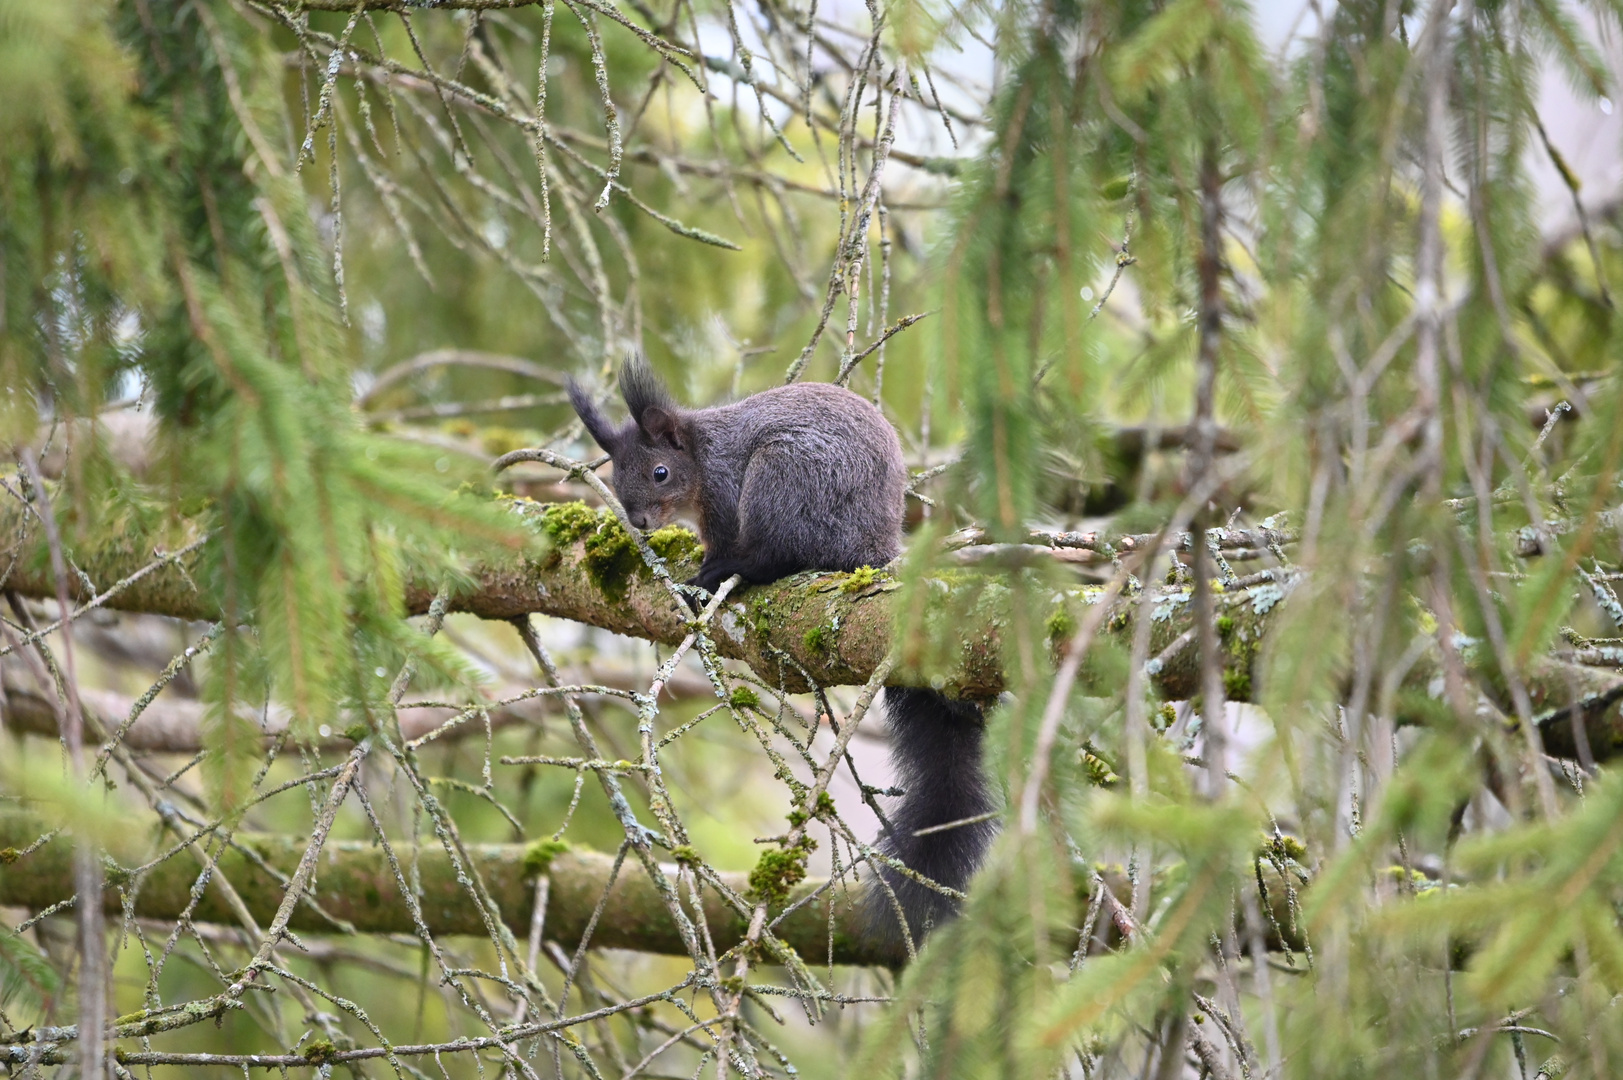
[5,496,1623,758]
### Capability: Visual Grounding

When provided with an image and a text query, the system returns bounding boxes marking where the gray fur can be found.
[618,353,675,425]
[570,356,994,948]
[571,356,905,588]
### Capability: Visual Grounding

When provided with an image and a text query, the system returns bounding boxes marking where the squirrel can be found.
[569,355,996,946]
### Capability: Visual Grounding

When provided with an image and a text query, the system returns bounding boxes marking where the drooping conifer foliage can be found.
[3,0,1623,1077]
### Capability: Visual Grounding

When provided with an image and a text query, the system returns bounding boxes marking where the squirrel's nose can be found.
[628,512,647,530]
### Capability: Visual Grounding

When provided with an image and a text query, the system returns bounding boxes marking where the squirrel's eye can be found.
[653,465,669,483]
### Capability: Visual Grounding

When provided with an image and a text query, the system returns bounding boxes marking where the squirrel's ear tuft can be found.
[639,405,684,450]
[618,352,674,426]
[569,379,621,453]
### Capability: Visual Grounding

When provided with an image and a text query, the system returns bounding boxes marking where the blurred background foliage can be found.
[4,0,1623,1077]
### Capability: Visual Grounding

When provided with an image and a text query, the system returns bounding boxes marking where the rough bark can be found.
[0,666,711,753]
[4,498,1622,760]
[0,814,1300,970]
[0,814,886,967]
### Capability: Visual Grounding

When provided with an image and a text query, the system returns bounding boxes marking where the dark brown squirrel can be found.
[569,355,996,946]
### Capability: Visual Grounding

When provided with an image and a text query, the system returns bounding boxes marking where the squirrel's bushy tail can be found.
[865,687,998,948]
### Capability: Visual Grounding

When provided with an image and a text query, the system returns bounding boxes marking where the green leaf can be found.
[0,929,60,1014]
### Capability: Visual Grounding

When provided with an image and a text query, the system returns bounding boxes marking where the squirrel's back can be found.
[700,383,903,469]
[688,383,906,575]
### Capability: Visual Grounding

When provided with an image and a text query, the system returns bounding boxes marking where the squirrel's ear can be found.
[618,353,674,425]
[638,406,684,450]
[568,379,620,453]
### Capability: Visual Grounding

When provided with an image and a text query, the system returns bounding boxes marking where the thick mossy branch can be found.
[0,498,1352,701]
[4,498,1622,759]
[0,814,892,967]
[0,497,915,694]
[0,815,1302,970]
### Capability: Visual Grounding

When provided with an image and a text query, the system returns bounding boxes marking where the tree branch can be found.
[0,814,1303,974]
[0,664,713,754]
[3,499,1622,760]
[0,814,896,970]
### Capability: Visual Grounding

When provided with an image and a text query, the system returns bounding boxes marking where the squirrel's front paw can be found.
[678,576,712,613]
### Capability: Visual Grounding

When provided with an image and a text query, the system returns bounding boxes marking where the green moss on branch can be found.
[8,498,1623,756]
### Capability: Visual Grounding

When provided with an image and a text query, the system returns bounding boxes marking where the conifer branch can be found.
[4,498,1623,759]
[0,814,1302,977]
